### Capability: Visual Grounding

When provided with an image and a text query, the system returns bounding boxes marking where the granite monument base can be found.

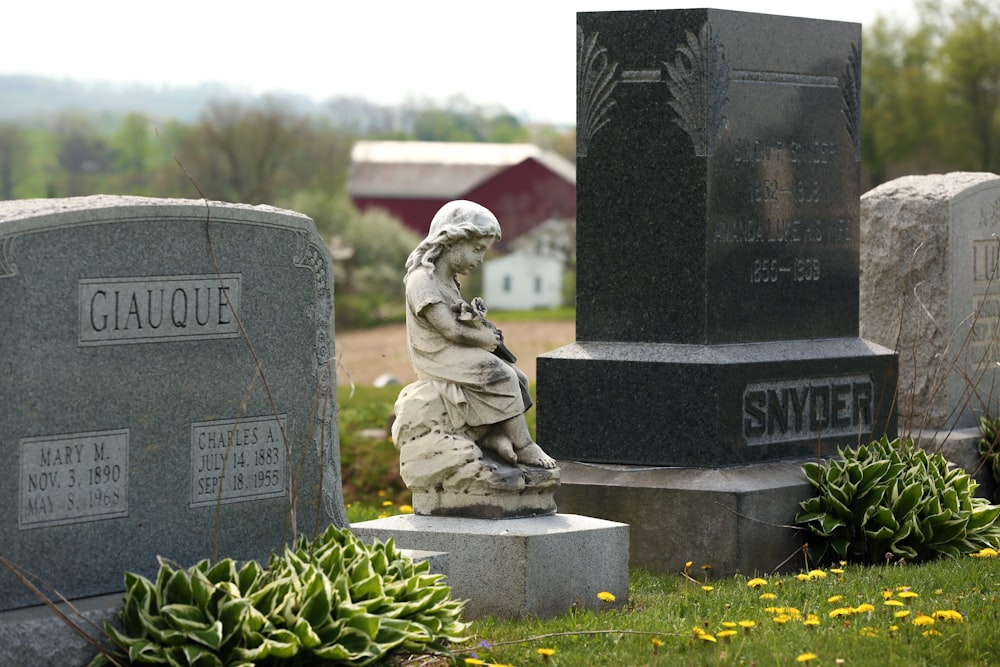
[538,338,897,466]
[351,514,629,619]
[553,460,813,576]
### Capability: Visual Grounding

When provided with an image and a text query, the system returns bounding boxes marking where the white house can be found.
[482,252,563,311]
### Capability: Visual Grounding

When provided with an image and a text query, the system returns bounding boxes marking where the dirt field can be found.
[335,319,575,387]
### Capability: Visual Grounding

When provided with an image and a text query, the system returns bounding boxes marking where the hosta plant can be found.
[796,435,1000,564]
[978,415,1000,502]
[90,525,467,666]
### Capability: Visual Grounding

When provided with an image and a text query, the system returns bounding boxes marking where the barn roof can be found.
[347,141,575,198]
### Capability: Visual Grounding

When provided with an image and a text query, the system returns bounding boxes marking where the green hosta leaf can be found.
[875,506,900,531]
[292,616,323,649]
[127,638,168,664]
[163,569,193,606]
[929,518,968,545]
[967,504,1000,531]
[857,459,892,495]
[179,643,222,667]
[260,628,301,658]
[892,481,923,517]
[160,604,210,632]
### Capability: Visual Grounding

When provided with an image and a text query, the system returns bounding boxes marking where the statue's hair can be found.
[404,200,502,279]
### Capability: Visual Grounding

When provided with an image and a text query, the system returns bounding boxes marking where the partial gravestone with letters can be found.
[536,9,898,575]
[861,173,1000,430]
[540,9,897,467]
[0,196,346,619]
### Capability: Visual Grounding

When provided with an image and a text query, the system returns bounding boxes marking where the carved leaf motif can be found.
[577,25,618,158]
[0,236,16,277]
[664,21,730,157]
[841,42,862,163]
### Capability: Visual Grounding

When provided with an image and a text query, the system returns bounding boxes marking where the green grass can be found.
[454,555,1000,666]
[489,306,576,323]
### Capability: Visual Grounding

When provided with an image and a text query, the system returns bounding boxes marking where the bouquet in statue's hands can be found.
[453,297,517,363]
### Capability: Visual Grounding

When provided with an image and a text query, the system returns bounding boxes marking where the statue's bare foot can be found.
[482,433,517,465]
[515,442,558,469]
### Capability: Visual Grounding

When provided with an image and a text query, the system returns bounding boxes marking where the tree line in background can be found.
[863,0,1000,184]
[0,0,996,325]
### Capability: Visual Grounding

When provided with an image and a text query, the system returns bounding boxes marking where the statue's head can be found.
[406,200,502,276]
[426,200,501,246]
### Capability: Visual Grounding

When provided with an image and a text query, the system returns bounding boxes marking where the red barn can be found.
[346,141,576,245]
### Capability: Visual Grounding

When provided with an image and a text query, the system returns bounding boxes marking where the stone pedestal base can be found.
[351,513,629,619]
[0,593,120,667]
[553,460,813,576]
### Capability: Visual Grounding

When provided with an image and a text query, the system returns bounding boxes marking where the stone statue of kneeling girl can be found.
[391,200,560,517]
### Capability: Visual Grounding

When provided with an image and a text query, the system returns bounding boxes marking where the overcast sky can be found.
[3,1,919,125]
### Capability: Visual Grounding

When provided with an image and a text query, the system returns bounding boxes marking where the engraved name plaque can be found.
[78,274,241,346]
[190,415,288,508]
[19,429,129,529]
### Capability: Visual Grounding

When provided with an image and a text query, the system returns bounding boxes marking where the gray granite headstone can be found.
[538,9,897,467]
[0,196,346,614]
[861,172,1000,430]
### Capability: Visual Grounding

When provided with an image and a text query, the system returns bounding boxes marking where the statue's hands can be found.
[480,326,501,351]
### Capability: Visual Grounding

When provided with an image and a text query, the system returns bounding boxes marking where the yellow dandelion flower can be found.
[884,599,904,607]
[717,629,738,640]
[803,618,820,628]
[796,653,818,663]
[377,489,387,497]
[894,610,911,619]
[764,607,784,614]
[738,620,756,630]
[760,592,778,600]
[464,659,486,666]
[747,577,768,588]
[882,589,894,599]
[933,609,964,622]
[796,573,812,581]
[912,615,935,627]
[923,628,943,636]
[860,626,879,638]
[651,638,664,648]
[934,588,943,594]
[597,591,616,602]
[828,595,843,603]
[398,504,413,513]
[377,512,389,519]
[897,590,919,600]
[773,615,791,624]
[685,560,693,569]
[829,607,852,618]
[702,563,712,571]
[721,621,737,628]
[830,567,845,575]
[808,569,827,579]
[381,500,393,507]
[696,633,717,643]
[855,603,876,613]
[971,546,998,558]
[536,647,556,657]
[702,585,714,592]
[786,607,802,618]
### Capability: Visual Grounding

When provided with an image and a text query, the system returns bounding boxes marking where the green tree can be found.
[934,0,1000,171]
[0,122,28,199]
[175,97,310,204]
[862,0,1000,184]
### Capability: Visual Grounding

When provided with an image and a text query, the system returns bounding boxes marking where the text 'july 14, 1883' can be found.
[190,415,287,508]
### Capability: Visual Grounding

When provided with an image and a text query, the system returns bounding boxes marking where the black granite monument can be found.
[539,9,897,469]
